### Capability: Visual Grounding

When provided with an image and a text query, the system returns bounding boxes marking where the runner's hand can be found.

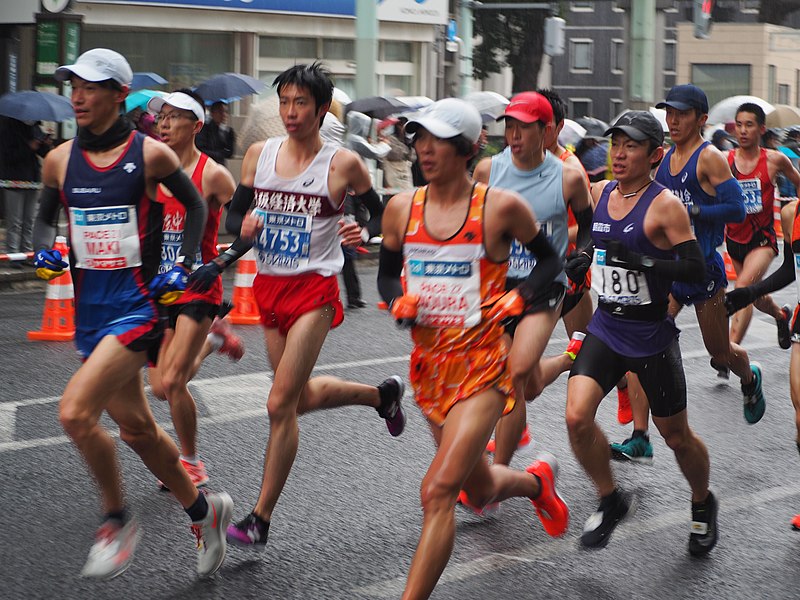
[189,260,223,293]
[149,264,189,305]
[390,294,419,328]
[338,219,363,248]
[724,287,755,316]
[483,290,525,323]
[564,250,592,286]
[604,239,645,270]
[34,248,68,281]
[241,211,263,242]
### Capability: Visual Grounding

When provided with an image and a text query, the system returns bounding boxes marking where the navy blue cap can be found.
[655,84,709,114]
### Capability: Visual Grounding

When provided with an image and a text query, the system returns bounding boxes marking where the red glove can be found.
[483,290,525,323]
[390,294,419,328]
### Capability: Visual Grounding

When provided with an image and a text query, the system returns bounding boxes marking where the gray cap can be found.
[604,110,664,146]
[55,48,133,87]
[406,98,483,144]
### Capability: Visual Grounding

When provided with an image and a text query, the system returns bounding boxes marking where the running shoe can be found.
[564,331,585,361]
[456,490,500,518]
[710,358,730,380]
[742,362,766,424]
[777,305,792,350]
[81,518,141,580]
[616,385,633,425]
[159,458,209,491]
[217,299,235,319]
[791,514,800,531]
[377,375,406,437]
[192,491,233,577]
[610,432,653,465]
[526,452,569,537]
[486,424,531,453]
[226,512,270,551]
[689,491,718,557]
[580,490,636,549]
[209,316,244,361]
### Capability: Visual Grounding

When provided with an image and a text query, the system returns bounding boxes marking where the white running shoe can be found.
[192,491,234,577]
[81,518,141,580]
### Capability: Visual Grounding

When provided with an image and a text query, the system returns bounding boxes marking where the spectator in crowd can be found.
[378,117,413,192]
[575,136,608,182]
[196,101,235,166]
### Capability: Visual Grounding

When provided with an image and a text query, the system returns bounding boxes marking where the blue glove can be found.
[34,248,68,281]
[149,264,189,305]
[188,260,223,293]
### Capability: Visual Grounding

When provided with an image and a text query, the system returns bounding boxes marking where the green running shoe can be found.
[610,433,653,465]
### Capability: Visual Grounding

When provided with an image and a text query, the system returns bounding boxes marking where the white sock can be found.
[207,333,224,351]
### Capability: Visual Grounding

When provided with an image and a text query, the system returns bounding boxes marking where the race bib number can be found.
[159,231,203,274]
[507,221,552,278]
[253,208,312,271]
[590,248,651,305]
[70,205,141,270]
[406,258,481,328]
[740,178,763,215]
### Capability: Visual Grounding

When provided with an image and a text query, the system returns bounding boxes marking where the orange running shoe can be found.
[209,316,244,361]
[617,385,633,425]
[159,458,209,490]
[486,424,531,453]
[526,452,569,537]
[792,514,800,531]
[456,491,500,518]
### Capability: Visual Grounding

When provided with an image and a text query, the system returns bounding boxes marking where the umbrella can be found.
[394,96,433,111]
[463,91,509,120]
[558,118,587,148]
[765,104,800,128]
[610,107,668,133]
[0,90,74,122]
[576,116,608,139]
[707,95,773,126]
[332,87,352,106]
[345,96,406,119]
[193,72,265,105]
[125,89,166,113]
[131,72,167,91]
[238,95,286,153]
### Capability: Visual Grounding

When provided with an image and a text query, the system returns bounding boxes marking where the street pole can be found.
[628,0,656,109]
[459,0,473,97]
[355,0,377,98]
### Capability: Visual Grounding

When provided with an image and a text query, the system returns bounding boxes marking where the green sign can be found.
[64,21,80,64]
[36,20,59,77]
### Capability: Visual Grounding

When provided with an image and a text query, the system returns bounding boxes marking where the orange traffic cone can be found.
[28,236,75,341]
[228,249,261,325]
[723,247,737,282]
[774,199,786,240]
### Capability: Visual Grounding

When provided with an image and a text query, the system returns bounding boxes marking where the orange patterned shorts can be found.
[409,339,515,426]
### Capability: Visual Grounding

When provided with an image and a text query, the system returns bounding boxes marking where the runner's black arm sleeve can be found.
[159,168,207,268]
[750,240,796,297]
[32,185,61,251]
[647,240,706,283]
[355,188,384,219]
[574,205,594,254]
[225,184,255,235]
[517,229,562,305]
[377,244,405,306]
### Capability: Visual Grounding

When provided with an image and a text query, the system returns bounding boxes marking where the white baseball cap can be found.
[55,48,133,87]
[147,92,206,123]
[405,98,482,144]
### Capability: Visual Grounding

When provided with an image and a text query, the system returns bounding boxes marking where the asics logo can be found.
[623,223,634,233]
[681,172,688,183]
[302,177,315,187]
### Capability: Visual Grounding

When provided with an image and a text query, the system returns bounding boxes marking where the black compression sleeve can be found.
[647,240,705,283]
[377,244,405,306]
[226,184,255,235]
[574,205,594,253]
[355,188,384,219]
[212,237,254,271]
[517,229,562,304]
[750,240,795,298]
[159,169,207,267]
[32,185,61,251]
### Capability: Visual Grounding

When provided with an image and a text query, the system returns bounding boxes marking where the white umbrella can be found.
[463,90,509,120]
[558,118,587,148]
[707,95,773,126]
[610,108,668,134]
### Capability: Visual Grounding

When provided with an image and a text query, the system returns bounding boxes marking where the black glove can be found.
[724,287,756,317]
[564,251,592,286]
[189,260,223,293]
[604,239,652,271]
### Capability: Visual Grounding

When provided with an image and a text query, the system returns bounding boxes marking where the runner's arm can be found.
[32,185,60,251]
[472,157,492,184]
[693,149,745,223]
[158,168,207,269]
[776,151,800,191]
[377,193,410,305]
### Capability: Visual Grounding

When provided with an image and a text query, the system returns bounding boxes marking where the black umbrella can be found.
[193,73,265,105]
[131,72,167,91]
[0,91,74,122]
[576,116,609,139]
[345,96,406,120]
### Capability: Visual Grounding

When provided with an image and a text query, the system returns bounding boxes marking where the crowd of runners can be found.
[28,47,800,599]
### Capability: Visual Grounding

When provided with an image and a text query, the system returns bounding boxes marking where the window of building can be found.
[569,39,593,73]
[611,39,624,73]
[611,2,625,13]
[664,0,679,13]
[610,99,624,120]
[570,98,592,118]
[384,74,413,96]
[664,40,677,74]
[259,37,316,59]
[322,39,354,61]
[570,1,594,11]
[382,41,413,62]
[740,0,759,13]
[691,63,751,109]
[779,84,791,105]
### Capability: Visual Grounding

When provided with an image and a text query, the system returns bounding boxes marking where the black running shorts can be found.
[161,301,219,331]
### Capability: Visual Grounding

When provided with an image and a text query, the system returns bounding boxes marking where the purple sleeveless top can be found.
[587,180,679,357]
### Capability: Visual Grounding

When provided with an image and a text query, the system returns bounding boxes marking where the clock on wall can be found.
[42,0,72,13]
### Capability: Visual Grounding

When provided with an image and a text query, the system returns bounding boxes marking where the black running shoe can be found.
[710,358,730,380]
[377,376,406,437]
[777,305,792,350]
[580,490,636,549]
[689,491,718,556]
